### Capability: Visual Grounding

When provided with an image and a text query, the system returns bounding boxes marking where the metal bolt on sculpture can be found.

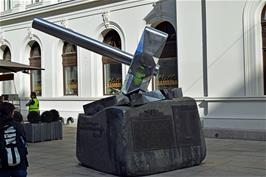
[32,18,206,176]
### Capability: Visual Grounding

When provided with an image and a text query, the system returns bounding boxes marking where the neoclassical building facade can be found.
[0,0,265,138]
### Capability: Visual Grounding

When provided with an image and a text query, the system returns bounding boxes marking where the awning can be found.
[0,60,44,73]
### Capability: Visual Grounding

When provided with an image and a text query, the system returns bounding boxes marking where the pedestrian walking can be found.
[0,102,29,177]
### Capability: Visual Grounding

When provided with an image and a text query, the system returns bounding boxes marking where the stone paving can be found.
[27,126,266,177]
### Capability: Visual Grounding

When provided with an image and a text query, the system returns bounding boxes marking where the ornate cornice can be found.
[0,0,124,26]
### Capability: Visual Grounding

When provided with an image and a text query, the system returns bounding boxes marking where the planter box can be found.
[23,123,42,143]
[23,121,63,143]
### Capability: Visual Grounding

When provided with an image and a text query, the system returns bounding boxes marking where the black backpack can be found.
[0,122,27,168]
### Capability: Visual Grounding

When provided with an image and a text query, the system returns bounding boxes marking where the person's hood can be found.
[0,114,12,130]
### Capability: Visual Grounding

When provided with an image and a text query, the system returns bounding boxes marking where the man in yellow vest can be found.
[26,92,40,113]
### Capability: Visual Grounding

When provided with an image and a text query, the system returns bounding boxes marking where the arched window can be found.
[29,41,42,96]
[154,21,178,90]
[102,30,122,95]
[2,46,12,94]
[3,46,11,62]
[261,5,266,95]
[62,42,78,96]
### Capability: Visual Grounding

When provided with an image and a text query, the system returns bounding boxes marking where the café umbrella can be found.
[0,60,44,73]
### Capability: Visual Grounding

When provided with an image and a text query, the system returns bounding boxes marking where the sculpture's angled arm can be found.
[121,27,168,94]
[32,18,133,65]
[32,18,168,95]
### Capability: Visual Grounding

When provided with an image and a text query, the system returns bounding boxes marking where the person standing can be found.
[26,92,39,113]
[0,102,29,177]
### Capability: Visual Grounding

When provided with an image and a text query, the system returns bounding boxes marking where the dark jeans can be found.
[0,169,27,177]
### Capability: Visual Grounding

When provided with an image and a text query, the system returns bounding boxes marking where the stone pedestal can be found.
[76,97,206,176]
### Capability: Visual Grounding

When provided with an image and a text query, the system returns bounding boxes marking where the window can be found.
[4,0,12,11]
[154,22,178,90]
[62,42,78,96]
[29,42,42,96]
[261,5,266,95]
[2,46,12,94]
[102,30,122,95]
[31,0,40,4]
[3,46,11,62]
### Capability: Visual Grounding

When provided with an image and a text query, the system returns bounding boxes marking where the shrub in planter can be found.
[27,111,41,123]
[67,117,74,124]
[50,109,60,121]
[13,111,23,122]
[41,111,53,122]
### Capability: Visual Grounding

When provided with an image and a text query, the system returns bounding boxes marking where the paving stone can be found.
[26,126,266,177]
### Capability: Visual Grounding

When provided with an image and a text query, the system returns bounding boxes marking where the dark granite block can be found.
[76,97,206,176]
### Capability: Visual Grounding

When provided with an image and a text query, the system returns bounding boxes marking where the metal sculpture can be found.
[32,18,206,177]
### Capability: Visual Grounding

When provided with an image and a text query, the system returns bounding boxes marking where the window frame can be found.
[62,42,78,96]
[102,30,122,95]
[153,21,178,90]
[29,42,42,96]
[102,59,122,95]
[31,0,41,4]
[3,47,11,62]
[2,46,12,94]
[261,5,266,95]
[154,57,178,90]
[4,0,12,11]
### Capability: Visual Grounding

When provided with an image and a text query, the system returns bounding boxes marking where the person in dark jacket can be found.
[0,96,3,102]
[0,102,28,177]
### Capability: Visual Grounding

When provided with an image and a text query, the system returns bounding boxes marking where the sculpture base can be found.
[76,97,206,176]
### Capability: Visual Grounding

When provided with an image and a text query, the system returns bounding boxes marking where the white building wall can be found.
[205,1,265,130]
[0,0,265,131]
[206,1,246,97]
[176,0,203,97]
[176,0,266,131]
